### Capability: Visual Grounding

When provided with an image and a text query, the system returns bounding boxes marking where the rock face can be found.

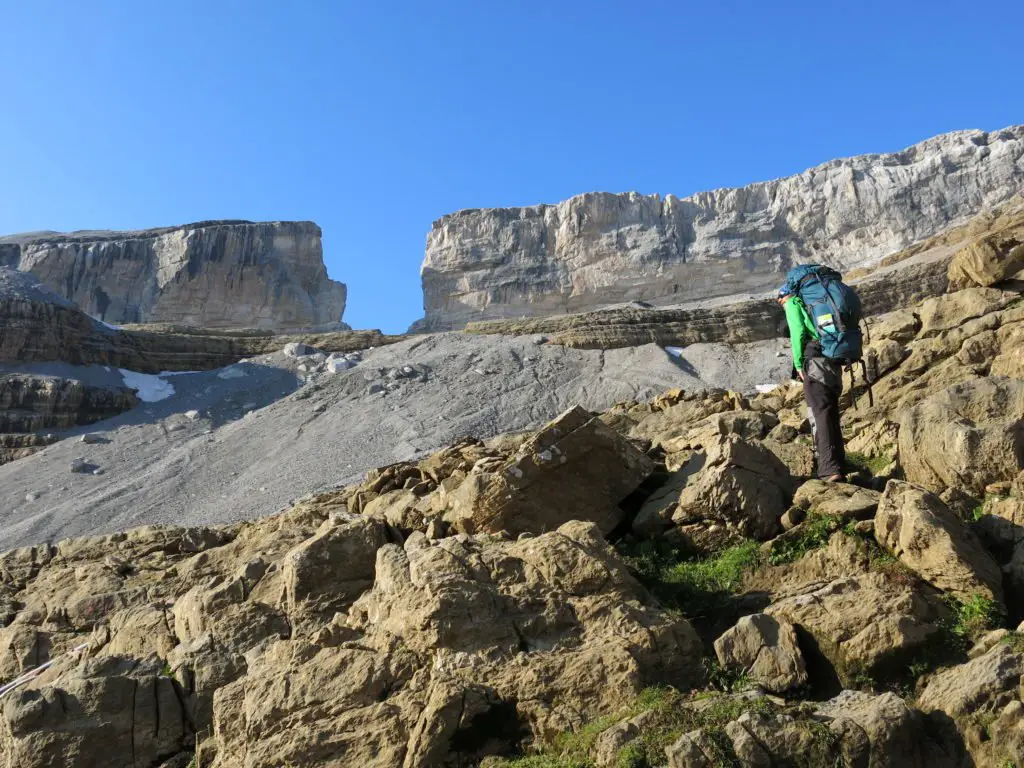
[898,376,1024,496]
[0,220,346,330]
[0,267,398,373]
[713,614,807,693]
[0,374,138,434]
[875,481,1004,606]
[419,125,1024,329]
[0,373,139,465]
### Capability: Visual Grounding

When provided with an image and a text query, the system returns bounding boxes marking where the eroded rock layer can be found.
[420,125,1024,329]
[0,220,347,330]
[0,267,400,372]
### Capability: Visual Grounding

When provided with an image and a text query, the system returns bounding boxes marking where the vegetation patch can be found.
[767,514,840,566]
[615,537,761,621]
[489,688,777,768]
[845,449,894,476]
[949,593,1002,642]
[1001,631,1024,653]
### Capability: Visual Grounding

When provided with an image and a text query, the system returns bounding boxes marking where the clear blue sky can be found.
[2,1,1022,333]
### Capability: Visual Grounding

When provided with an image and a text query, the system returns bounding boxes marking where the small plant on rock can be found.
[950,593,1001,642]
[767,514,840,565]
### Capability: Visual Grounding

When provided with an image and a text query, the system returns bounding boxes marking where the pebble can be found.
[25,492,38,502]
[185,410,201,420]
[80,434,103,444]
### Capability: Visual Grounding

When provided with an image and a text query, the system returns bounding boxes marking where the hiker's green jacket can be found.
[784,296,819,370]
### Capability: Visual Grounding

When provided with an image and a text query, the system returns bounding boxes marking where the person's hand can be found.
[797,370,805,382]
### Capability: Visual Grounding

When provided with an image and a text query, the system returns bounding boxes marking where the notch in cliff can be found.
[0,220,347,331]
[415,124,1024,331]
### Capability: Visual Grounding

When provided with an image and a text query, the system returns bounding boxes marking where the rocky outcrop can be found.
[464,247,953,349]
[713,614,807,693]
[898,376,1024,496]
[420,125,1024,329]
[0,374,138,434]
[0,373,138,465]
[0,220,346,330]
[442,406,654,536]
[0,267,401,372]
[875,481,1004,606]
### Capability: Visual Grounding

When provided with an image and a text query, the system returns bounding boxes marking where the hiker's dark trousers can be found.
[803,356,845,479]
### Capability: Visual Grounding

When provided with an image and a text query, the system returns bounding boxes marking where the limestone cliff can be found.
[419,125,1024,329]
[0,220,346,330]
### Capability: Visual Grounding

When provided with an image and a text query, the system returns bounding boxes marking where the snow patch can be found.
[91,316,121,330]
[119,370,176,402]
[217,366,248,380]
[755,383,780,394]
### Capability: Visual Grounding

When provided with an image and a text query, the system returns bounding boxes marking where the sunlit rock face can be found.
[418,125,1024,330]
[0,220,346,330]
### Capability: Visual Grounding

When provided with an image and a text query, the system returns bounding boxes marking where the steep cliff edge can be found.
[0,220,346,330]
[420,125,1024,329]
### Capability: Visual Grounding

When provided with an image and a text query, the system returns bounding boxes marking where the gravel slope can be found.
[0,332,789,550]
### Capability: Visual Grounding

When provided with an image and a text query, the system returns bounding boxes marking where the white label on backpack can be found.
[817,313,835,330]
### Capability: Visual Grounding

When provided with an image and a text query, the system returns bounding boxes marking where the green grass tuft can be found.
[846,449,894,475]
[767,514,840,565]
[950,593,1001,641]
[616,538,761,621]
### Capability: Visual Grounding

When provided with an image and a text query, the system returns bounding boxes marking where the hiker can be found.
[777,265,864,483]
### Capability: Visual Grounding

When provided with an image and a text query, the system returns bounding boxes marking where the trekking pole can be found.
[0,643,90,699]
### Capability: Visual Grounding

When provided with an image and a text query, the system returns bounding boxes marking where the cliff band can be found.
[0,220,346,330]
[419,125,1024,329]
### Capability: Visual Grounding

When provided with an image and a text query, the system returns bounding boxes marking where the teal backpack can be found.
[784,265,873,406]
[784,265,863,362]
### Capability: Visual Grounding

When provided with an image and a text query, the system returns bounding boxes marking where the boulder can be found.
[875,481,1004,606]
[918,643,1024,767]
[898,377,1024,496]
[867,308,921,344]
[443,406,654,536]
[918,643,1024,719]
[814,690,962,767]
[947,232,1024,290]
[0,655,193,768]
[792,479,881,520]
[283,341,320,357]
[282,515,389,626]
[765,573,947,684]
[325,353,355,372]
[713,614,807,693]
[671,436,796,541]
[916,288,1016,338]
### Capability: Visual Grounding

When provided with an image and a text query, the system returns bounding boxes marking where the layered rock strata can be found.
[0,220,346,330]
[0,267,399,372]
[420,125,1024,329]
[0,373,138,465]
[465,249,952,349]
